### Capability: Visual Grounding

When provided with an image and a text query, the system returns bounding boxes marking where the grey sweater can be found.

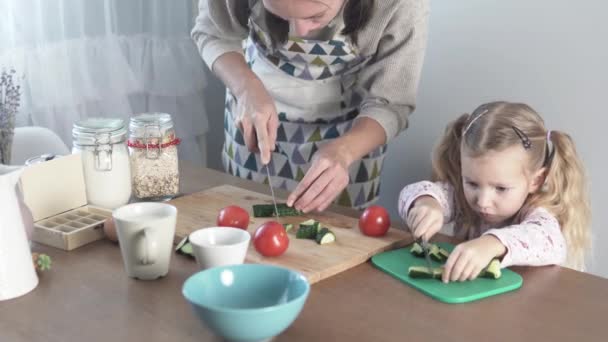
[192,0,429,141]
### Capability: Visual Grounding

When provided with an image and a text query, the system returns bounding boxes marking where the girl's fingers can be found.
[442,251,457,283]
[459,261,476,282]
[406,210,419,234]
[468,265,483,281]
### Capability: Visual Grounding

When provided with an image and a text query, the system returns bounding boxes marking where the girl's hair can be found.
[235,0,374,46]
[432,101,591,269]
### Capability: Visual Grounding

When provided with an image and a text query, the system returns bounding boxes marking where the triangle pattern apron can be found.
[222,15,387,209]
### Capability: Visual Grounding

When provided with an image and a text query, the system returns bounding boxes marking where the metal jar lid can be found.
[129,113,174,138]
[72,118,127,146]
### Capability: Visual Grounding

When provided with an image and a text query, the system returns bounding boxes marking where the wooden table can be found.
[2,164,608,342]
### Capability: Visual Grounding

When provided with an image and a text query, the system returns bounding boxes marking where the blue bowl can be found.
[182,264,310,342]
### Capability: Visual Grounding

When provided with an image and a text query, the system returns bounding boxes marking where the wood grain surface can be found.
[169,184,411,284]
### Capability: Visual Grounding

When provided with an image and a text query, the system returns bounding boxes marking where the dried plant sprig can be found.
[0,68,22,164]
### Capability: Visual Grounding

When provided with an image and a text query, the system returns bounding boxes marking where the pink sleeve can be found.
[398,181,455,223]
[483,207,567,268]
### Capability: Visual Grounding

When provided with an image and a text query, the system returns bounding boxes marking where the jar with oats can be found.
[127,113,180,201]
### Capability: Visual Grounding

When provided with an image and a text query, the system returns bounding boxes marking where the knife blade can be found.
[419,238,434,274]
[265,164,280,218]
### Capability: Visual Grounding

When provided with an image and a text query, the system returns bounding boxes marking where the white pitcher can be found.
[0,165,38,301]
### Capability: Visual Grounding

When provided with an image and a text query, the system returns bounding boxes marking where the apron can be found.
[222,12,387,209]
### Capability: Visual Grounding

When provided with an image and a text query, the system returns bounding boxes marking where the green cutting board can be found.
[371,242,523,304]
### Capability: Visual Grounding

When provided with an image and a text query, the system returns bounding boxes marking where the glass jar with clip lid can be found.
[72,118,132,209]
[128,113,180,201]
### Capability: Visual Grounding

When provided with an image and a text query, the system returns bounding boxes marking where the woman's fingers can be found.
[254,114,272,165]
[300,173,339,213]
[239,117,258,153]
[302,167,349,213]
[287,160,326,208]
[267,112,279,153]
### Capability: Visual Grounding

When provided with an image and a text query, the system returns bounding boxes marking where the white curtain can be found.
[0,0,209,165]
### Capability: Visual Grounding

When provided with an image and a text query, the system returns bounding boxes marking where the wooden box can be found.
[20,154,110,250]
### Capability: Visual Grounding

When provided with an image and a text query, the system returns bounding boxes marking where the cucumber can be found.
[315,227,336,245]
[252,203,302,217]
[408,259,502,280]
[409,242,447,262]
[175,236,194,257]
[438,248,450,260]
[296,219,320,239]
[481,259,502,279]
[284,223,294,232]
[410,242,425,257]
[296,224,318,239]
[408,266,443,279]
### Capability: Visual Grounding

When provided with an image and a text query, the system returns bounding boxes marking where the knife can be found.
[418,238,434,274]
[265,163,280,218]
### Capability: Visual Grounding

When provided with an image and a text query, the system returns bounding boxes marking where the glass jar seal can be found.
[128,113,178,160]
[72,118,127,171]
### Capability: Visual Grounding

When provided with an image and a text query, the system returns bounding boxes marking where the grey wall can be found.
[201,1,608,277]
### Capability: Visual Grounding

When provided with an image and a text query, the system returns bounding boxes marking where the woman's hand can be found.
[407,196,444,242]
[286,140,353,213]
[442,235,506,283]
[235,78,279,165]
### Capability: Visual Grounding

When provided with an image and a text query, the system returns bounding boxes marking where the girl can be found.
[398,101,591,283]
[192,0,429,212]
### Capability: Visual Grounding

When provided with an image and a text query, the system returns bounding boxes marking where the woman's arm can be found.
[354,0,430,141]
[191,0,249,70]
[192,1,278,164]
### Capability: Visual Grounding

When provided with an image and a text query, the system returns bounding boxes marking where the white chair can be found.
[10,126,70,165]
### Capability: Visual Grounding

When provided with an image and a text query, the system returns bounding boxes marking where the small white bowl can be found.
[189,227,251,269]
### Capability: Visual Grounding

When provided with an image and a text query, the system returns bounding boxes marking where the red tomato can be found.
[253,221,289,257]
[359,205,391,237]
[217,205,250,230]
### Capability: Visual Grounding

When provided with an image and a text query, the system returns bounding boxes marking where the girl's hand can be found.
[235,79,279,165]
[406,196,444,242]
[442,235,506,283]
[286,140,352,213]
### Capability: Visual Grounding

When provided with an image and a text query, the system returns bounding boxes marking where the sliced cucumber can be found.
[175,236,194,257]
[438,248,450,260]
[296,219,320,239]
[315,227,336,245]
[481,259,502,279]
[299,219,318,227]
[296,224,318,239]
[410,242,424,257]
[408,266,443,279]
[409,242,450,262]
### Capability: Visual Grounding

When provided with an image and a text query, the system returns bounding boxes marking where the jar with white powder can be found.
[72,118,132,209]
[128,113,180,200]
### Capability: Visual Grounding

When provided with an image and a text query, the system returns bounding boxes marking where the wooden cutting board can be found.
[168,184,412,284]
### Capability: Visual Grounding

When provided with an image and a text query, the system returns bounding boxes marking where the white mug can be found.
[113,202,177,280]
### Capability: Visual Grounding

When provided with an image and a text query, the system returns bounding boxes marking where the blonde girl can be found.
[398,101,591,283]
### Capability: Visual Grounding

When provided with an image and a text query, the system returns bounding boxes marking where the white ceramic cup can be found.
[189,227,251,269]
[113,202,177,280]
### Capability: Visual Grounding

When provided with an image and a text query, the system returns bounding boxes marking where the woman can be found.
[192,0,429,212]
